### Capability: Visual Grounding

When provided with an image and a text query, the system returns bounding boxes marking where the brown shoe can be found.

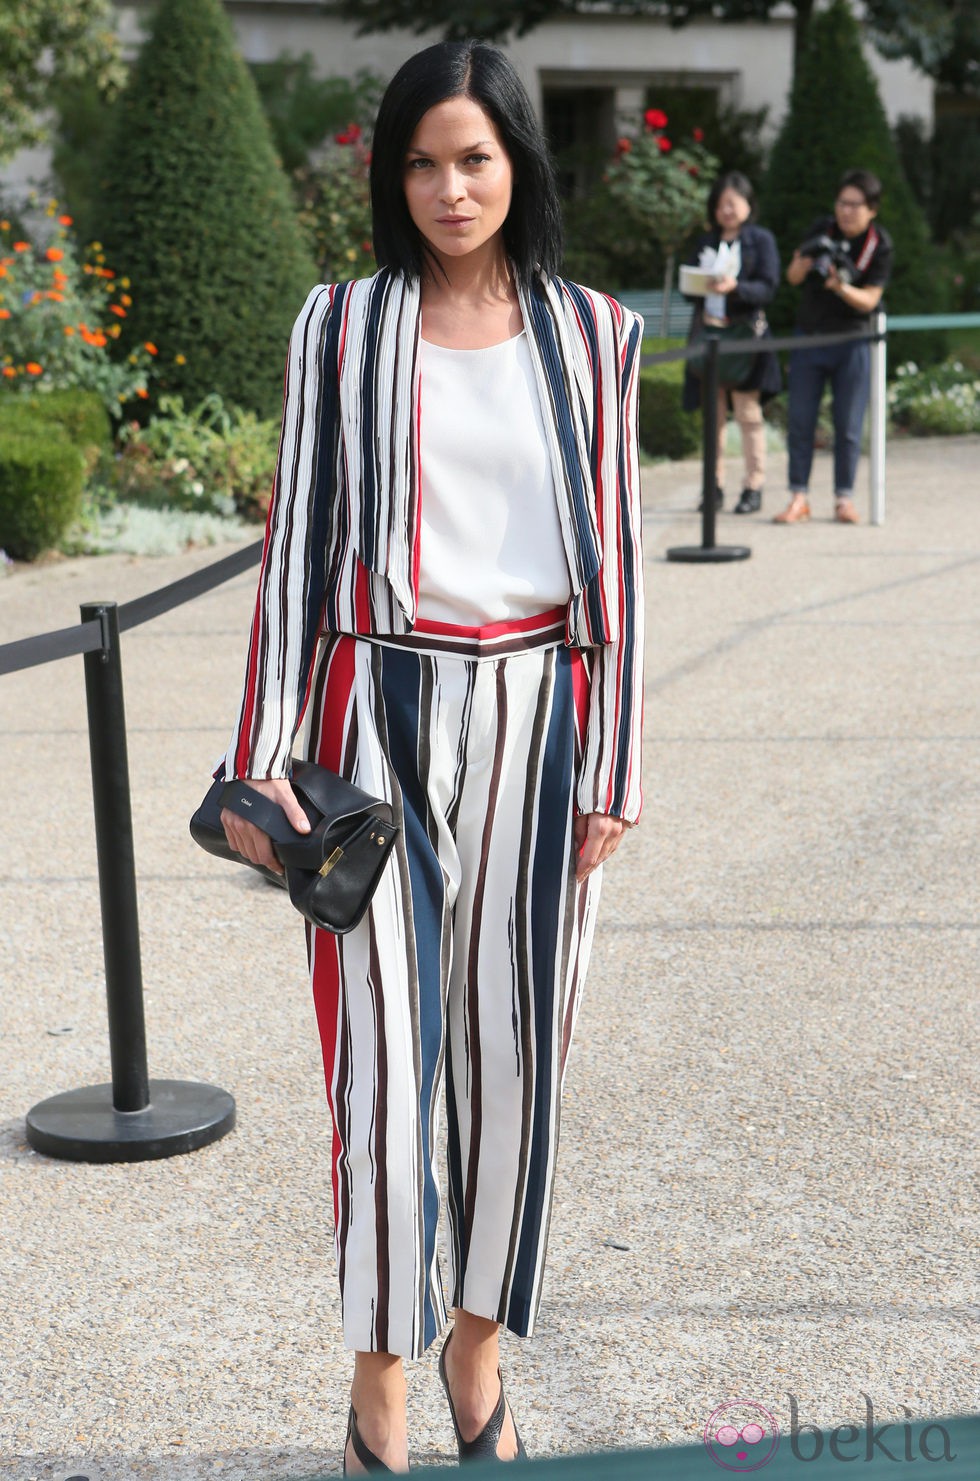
[773,494,811,524]
[834,497,860,524]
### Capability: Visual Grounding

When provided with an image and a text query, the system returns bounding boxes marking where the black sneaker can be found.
[734,487,762,514]
[698,486,724,513]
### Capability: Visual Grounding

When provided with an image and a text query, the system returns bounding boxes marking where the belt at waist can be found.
[358,606,568,661]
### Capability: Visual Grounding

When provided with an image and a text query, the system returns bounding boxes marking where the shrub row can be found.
[0,390,109,558]
[637,339,701,461]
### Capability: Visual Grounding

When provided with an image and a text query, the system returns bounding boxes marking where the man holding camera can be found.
[775,169,893,525]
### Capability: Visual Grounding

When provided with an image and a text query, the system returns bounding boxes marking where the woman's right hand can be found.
[786,250,813,286]
[220,777,310,876]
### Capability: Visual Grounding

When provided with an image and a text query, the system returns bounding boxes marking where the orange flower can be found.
[13,241,29,252]
[121,294,132,307]
[2,366,16,378]
[136,388,149,399]
[0,220,9,230]
[83,263,94,274]
[0,309,9,319]
[92,332,107,347]
[46,292,65,303]
[0,266,6,278]
[144,341,158,355]
[25,362,43,375]
[58,214,73,226]
[45,247,64,263]
[63,325,75,336]
[108,324,121,338]
[109,303,126,317]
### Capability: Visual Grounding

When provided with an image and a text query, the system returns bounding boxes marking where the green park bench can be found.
[616,289,694,338]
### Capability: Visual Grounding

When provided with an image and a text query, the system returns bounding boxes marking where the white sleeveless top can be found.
[416,332,572,627]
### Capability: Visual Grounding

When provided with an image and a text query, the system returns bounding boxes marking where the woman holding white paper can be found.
[682,171,781,514]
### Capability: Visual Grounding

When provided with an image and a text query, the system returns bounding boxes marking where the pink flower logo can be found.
[704,1400,781,1472]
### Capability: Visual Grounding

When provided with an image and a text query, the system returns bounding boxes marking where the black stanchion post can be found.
[667,333,751,565]
[701,334,719,550]
[25,603,235,1162]
[82,601,150,1112]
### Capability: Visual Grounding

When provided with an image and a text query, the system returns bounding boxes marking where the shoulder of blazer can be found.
[742,223,778,250]
[738,225,779,269]
[549,275,644,353]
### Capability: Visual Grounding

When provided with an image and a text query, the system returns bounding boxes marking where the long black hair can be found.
[370,40,563,285]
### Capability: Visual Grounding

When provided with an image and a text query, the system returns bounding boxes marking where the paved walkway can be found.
[1,437,977,1481]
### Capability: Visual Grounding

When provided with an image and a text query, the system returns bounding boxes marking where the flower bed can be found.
[888,359,980,436]
[0,205,156,414]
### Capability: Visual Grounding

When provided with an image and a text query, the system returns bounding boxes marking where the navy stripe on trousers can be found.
[306,632,600,1359]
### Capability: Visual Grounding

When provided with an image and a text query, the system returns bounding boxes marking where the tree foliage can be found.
[336,0,977,90]
[607,112,719,332]
[0,0,124,162]
[333,0,816,68]
[96,0,317,419]
[864,0,979,96]
[248,53,383,174]
[761,0,939,337]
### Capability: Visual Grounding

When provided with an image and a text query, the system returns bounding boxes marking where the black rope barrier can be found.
[641,321,882,562]
[0,537,263,677]
[0,617,103,677]
[640,322,875,369]
[0,533,263,1159]
[21,597,238,1163]
[117,537,263,633]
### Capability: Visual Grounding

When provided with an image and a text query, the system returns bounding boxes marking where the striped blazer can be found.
[226,268,645,822]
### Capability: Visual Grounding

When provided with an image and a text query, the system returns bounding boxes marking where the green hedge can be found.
[0,427,85,560]
[97,0,317,419]
[34,388,112,453]
[0,388,110,450]
[637,338,701,460]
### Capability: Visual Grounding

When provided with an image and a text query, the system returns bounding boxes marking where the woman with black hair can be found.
[682,171,781,515]
[219,39,644,1475]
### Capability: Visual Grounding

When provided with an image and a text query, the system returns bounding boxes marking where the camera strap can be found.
[854,225,880,275]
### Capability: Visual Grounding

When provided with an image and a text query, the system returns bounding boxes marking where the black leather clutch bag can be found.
[190,759,398,935]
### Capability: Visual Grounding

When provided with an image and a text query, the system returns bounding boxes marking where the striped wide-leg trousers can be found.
[305,627,601,1360]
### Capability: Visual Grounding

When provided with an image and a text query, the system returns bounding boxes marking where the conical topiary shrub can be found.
[760,0,939,346]
[97,0,317,417]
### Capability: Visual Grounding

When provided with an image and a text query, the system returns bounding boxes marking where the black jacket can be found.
[682,223,783,410]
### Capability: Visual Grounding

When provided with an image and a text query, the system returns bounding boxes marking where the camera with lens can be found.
[797,233,856,284]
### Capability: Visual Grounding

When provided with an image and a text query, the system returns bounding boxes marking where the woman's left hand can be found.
[711,274,738,295]
[574,812,630,881]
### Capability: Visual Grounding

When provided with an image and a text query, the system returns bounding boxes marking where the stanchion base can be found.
[666,544,752,564]
[25,1079,236,1163]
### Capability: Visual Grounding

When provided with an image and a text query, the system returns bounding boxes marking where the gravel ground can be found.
[1,437,977,1481]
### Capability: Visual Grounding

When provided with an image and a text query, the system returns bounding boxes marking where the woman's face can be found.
[403,95,513,269]
[834,187,876,239]
[714,187,752,234]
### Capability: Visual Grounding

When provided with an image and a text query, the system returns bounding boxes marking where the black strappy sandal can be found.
[438,1331,528,1463]
[344,1404,393,1474]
